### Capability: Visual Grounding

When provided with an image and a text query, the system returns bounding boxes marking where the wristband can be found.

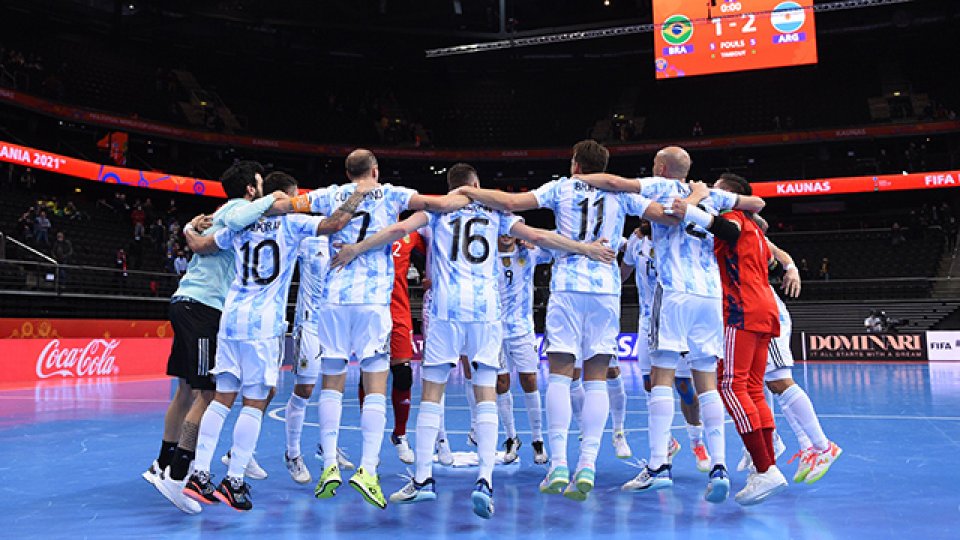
[184,223,196,234]
[785,263,797,272]
[683,204,713,229]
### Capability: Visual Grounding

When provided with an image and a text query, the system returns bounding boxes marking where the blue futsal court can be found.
[1,361,958,539]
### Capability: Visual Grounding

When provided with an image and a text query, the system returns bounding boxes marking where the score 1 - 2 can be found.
[713,13,757,36]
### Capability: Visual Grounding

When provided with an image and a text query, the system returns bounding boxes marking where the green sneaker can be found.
[539,466,570,495]
[314,464,341,499]
[563,468,595,502]
[349,467,387,509]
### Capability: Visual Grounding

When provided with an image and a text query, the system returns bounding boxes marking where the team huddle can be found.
[142,141,841,519]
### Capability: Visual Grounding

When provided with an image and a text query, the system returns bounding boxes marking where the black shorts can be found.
[166,299,221,391]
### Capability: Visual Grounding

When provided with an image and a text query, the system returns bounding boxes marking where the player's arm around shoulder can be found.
[575,173,642,193]
[185,216,230,255]
[408,192,471,213]
[508,221,615,263]
[221,193,281,230]
[314,187,370,235]
[330,211,430,270]
[452,186,539,213]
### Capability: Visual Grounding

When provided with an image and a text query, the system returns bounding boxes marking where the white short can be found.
[765,331,794,381]
[316,303,391,361]
[423,319,503,370]
[649,288,723,360]
[637,318,652,373]
[293,326,321,385]
[544,291,619,367]
[212,336,283,399]
[498,332,541,375]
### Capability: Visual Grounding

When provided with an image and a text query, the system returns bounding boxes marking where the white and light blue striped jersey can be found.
[293,234,330,333]
[498,244,553,338]
[771,284,792,338]
[623,235,658,323]
[426,203,521,322]
[532,177,651,295]
[214,214,322,340]
[637,177,738,298]
[309,183,416,305]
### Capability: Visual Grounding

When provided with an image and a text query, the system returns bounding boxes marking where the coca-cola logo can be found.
[36,339,120,379]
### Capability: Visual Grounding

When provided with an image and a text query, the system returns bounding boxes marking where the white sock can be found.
[464,378,478,433]
[476,401,498,485]
[570,379,585,430]
[780,396,812,449]
[648,386,674,469]
[497,392,517,439]
[699,390,726,467]
[318,389,343,469]
[436,393,448,442]
[285,394,308,459]
[546,374,572,468]
[577,380,609,470]
[686,423,704,445]
[194,400,229,473]
[524,390,544,442]
[778,384,828,451]
[360,393,387,471]
[415,401,442,483]
[227,406,263,479]
[607,375,627,433]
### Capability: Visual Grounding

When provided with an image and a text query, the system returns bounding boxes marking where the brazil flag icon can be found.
[662,14,694,46]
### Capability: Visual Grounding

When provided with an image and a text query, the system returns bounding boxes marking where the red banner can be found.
[751,170,960,198]
[0,318,172,339]
[2,86,959,161]
[0,338,172,388]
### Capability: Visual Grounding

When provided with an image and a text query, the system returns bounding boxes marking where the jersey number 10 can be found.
[240,239,280,286]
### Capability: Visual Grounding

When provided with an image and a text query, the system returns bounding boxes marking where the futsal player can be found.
[167,172,358,512]
[702,173,786,505]
[494,234,552,465]
[331,162,615,517]
[288,149,472,509]
[146,161,279,508]
[577,146,765,503]
[454,140,675,502]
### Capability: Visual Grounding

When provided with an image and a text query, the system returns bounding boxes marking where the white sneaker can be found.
[392,434,415,464]
[316,444,356,470]
[736,447,753,472]
[436,439,454,466]
[531,440,548,465]
[666,437,681,464]
[142,460,160,486]
[221,452,268,480]
[154,466,201,514]
[285,453,311,484]
[612,432,632,459]
[773,431,787,460]
[502,436,522,464]
[735,465,788,506]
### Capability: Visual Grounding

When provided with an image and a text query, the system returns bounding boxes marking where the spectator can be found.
[17,210,34,243]
[149,217,166,250]
[128,236,144,270]
[173,250,188,275]
[114,248,128,291]
[890,222,906,246]
[34,210,51,246]
[819,257,830,280]
[51,231,74,264]
[63,201,87,221]
[166,198,177,221]
[799,258,810,280]
[19,167,35,191]
[131,204,146,238]
[865,310,883,333]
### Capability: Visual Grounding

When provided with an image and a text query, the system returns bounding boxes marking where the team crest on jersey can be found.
[518,257,527,266]
[403,235,411,244]
[502,257,512,267]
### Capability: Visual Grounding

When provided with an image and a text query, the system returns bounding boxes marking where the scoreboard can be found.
[653,0,818,79]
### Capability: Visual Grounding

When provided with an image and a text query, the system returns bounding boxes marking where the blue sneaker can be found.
[563,467,595,502]
[471,478,494,519]
[704,464,730,503]
[621,463,673,492]
[388,477,437,504]
[539,465,570,494]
